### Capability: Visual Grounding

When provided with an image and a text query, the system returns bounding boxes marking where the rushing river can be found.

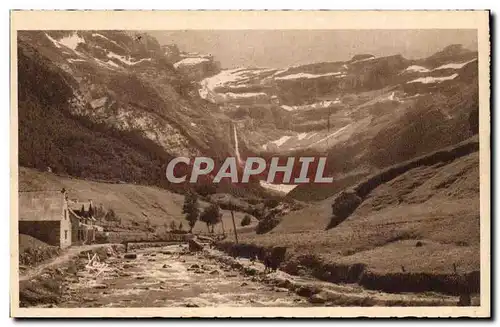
[60,244,310,308]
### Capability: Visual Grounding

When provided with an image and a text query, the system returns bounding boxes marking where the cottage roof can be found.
[19,191,65,221]
[68,200,92,211]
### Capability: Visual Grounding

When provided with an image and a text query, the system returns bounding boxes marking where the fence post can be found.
[230,210,238,244]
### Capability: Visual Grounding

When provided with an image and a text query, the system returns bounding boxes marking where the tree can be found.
[105,208,118,222]
[88,202,94,217]
[178,221,183,231]
[241,214,252,227]
[182,191,199,233]
[95,204,106,221]
[169,220,177,232]
[199,203,222,234]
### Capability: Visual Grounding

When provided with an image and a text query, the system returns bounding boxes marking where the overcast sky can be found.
[149,30,477,69]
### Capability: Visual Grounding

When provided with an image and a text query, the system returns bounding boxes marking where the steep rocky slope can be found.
[196,45,478,200]
[17,31,233,190]
[18,32,478,201]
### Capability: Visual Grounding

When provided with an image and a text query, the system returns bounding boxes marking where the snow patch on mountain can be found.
[45,33,61,48]
[107,52,151,66]
[272,135,292,147]
[281,99,341,111]
[434,58,477,70]
[405,65,431,73]
[67,58,85,63]
[297,133,308,141]
[224,92,268,99]
[199,67,275,102]
[94,58,120,70]
[259,181,297,194]
[404,58,477,74]
[407,73,459,84]
[310,124,353,147]
[59,33,85,51]
[275,71,345,80]
[351,55,376,64]
[174,57,211,69]
[92,33,109,41]
[281,105,294,111]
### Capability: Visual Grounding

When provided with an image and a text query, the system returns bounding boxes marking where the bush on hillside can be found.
[256,216,282,234]
[241,214,252,227]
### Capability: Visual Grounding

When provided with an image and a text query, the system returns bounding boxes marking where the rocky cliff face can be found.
[197,45,477,155]
[193,44,478,199]
[17,30,232,188]
[19,31,227,157]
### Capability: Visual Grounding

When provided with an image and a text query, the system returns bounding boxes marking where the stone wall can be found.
[19,221,60,247]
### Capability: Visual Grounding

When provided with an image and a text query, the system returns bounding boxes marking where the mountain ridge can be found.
[17,31,478,201]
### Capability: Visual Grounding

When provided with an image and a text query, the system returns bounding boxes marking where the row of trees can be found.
[182,191,223,233]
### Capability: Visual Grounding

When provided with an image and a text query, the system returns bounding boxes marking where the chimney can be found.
[61,188,68,201]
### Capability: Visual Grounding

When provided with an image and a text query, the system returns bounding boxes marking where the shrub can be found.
[264,198,281,209]
[256,216,282,234]
[95,232,109,244]
[241,214,252,227]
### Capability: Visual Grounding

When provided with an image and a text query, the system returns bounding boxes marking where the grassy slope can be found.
[18,167,257,235]
[238,148,479,275]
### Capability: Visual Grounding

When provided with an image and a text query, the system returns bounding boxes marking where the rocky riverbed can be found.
[20,243,466,308]
[55,244,310,308]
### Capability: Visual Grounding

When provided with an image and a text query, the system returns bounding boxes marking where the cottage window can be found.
[64,209,67,220]
[64,230,68,240]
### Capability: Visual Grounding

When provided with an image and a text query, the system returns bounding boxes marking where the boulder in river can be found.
[244,267,258,276]
[309,292,328,304]
[93,283,108,289]
[274,287,289,293]
[189,239,204,252]
[275,277,293,289]
[296,285,320,297]
[124,253,137,259]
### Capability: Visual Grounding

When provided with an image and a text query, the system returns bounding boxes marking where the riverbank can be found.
[215,241,479,303]
[19,244,309,308]
[19,242,477,308]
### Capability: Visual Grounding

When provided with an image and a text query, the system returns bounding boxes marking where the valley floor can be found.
[20,243,473,308]
[17,140,480,298]
[228,148,480,296]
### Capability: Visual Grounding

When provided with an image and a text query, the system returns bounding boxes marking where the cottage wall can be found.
[19,191,65,221]
[19,191,72,249]
[59,201,71,248]
[19,220,60,246]
[69,210,82,245]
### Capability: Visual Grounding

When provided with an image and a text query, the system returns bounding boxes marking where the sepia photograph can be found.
[10,10,490,318]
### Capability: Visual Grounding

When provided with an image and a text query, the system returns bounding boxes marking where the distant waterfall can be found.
[233,124,243,166]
